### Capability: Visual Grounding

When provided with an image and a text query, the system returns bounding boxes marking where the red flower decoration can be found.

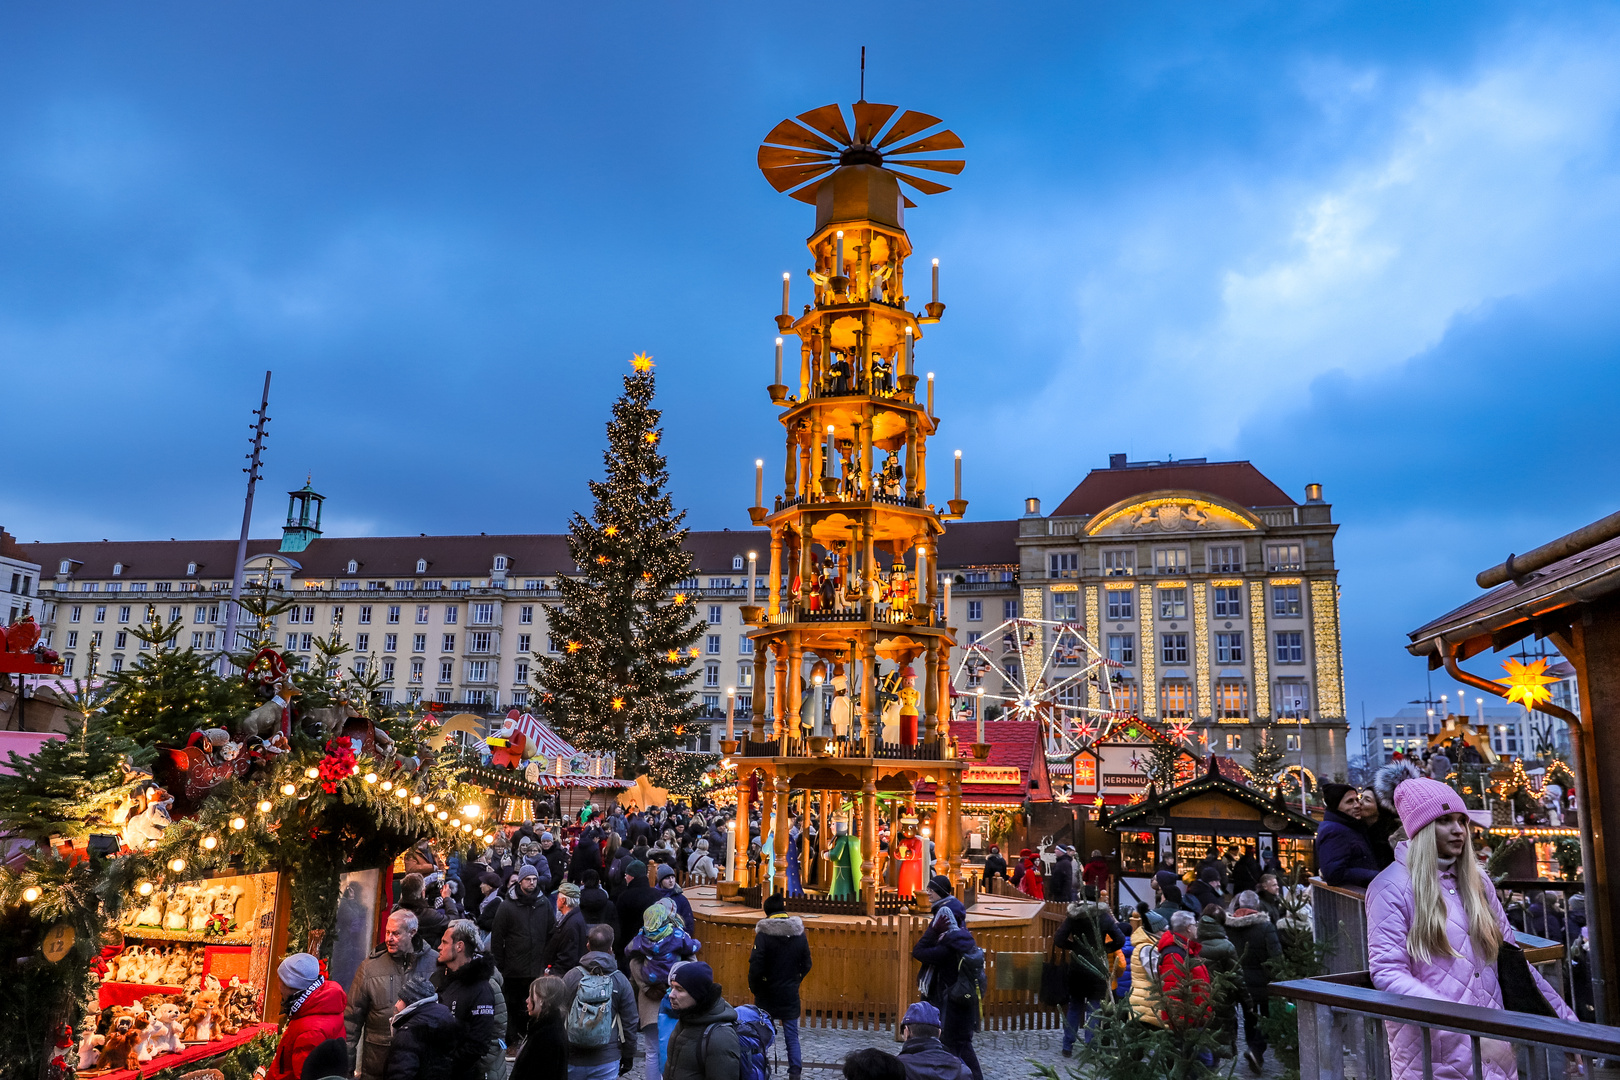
[318,739,358,794]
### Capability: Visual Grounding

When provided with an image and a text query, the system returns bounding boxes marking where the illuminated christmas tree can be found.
[103,612,254,747]
[535,354,705,778]
[1248,718,1290,791]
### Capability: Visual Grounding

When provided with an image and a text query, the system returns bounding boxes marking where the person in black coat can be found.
[383,976,455,1080]
[508,974,568,1080]
[1047,849,1076,904]
[394,874,450,958]
[537,832,568,886]
[1052,896,1124,1055]
[1315,784,1378,888]
[1232,848,1262,895]
[474,872,504,934]
[577,869,620,942]
[613,860,663,969]
[1226,892,1282,1073]
[430,922,499,1080]
[567,827,604,884]
[980,846,1009,889]
[490,865,553,1045]
[540,884,588,976]
[748,894,813,1079]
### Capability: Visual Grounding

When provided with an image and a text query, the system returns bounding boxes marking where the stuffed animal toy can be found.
[99,1010,147,1071]
[216,884,244,927]
[134,886,168,928]
[160,946,191,985]
[142,999,186,1059]
[77,1028,104,1071]
[121,783,174,850]
[164,886,192,932]
[219,979,261,1034]
[189,885,219,932]
[181,987,223,1042]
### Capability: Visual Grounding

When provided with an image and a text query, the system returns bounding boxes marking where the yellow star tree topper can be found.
[631,352,655,373]
[1496,657,1557,709]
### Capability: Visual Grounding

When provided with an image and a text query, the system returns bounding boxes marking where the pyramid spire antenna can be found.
[859,46,866,103]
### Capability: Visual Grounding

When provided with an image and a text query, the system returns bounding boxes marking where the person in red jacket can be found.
[267,953,348,1080]
[1155,910,1211,1032]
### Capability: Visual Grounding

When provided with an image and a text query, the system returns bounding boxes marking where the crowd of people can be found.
[264,798,990,1080]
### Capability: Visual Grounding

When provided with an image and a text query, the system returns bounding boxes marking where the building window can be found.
[520,605,534,624]
[1266,543,1303,571]
[517,633,531,652]
[1274,632,1304,664]
[112,631,127,649]
[515,660,529,683]
[1003,599,1018,619]
[410,659,424,682]
[1276,679,1310,717]
[1051,591,1077,621]
[381,659,396,681]
[444,605,458,624]
[1285,733,1300,751]
[70,605,81,623]
[1049,553,1079,579]
[1112,679,1141,715]
[357,605,371,625]
[548,636,563,653]
[1207,545,1243,573]
[339,581,358,592]
[511,689,527,707]
[738,663,753,688]
[1153,548,1189,575]
[169,605,182,622]
[118,605,131,623]
[494,556,508,571]
[701,634,719,655]
[417,559,428,573]
[95,606,107,623]
[1158,588,1187,620]
[968,600,983,622]
[1107,634,1135,664]
[355,633,370,652]
[467,660,490,682]
[468,603,492,624]
[413,633,427,652]
[1105,590,1133,620]
[1214,632,1244,664]
[384,633,397,652]
[442,633,456,653]
[331,605,344,625]
[66,631,78,648]
[299,633,313,651]
[1160,633,1188,664]
[436,690,452,704]
[1272,585,1302,617]
[1102,550,1135,577]
[739,635,754,654]
[1216,680,1249,718]
[705,662,720,687]
[1160,680,1192,718]
[1226,732,1243,751]
[1212,586,1242,618]
[439,660,454,683]
[61,656,74,676]
[416,605,430,624]
[110,656,124,672]
[708,605,723,625]
[470,631,492,653]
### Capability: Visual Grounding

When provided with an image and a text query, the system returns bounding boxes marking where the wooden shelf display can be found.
[80,869,290,1078]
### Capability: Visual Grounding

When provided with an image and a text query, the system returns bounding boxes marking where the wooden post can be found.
[773,774,791,897]
[947,775,964,887]
[924,638,940,740]
[759,769,775,889]
[768,530,783,622]
[861,776,879,918]
[799,790,813,891]
[773,646,789,740]
[786,641,803,740]
[734,770,751,885]
[861,639,878,748]
[752,649,768,742]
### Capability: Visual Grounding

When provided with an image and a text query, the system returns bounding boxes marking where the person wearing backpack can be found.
[560,925,640,1080]
[911,877,984,1080]
[662,962,742,1080]
[747,894,813,1080]
[629,903,702,1080]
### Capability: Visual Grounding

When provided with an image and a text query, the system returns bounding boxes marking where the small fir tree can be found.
[102,612,253,746]
[1146,737,1183,790]
[536,354,704,777]
[0,711,150,842]
[1248,719,1290,791]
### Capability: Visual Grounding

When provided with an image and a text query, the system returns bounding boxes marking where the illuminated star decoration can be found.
[566,641,582,654]
[1497,657,1557,710]
[1167,720,1194,744]
[631,352,655,373]
[666,650,681,662]
[611,697,625,711]
[603,525,618,536]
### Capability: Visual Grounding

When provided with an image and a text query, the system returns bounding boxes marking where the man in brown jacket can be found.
[344,909,437,1080]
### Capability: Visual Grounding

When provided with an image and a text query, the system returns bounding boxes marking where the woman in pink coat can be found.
[1367,776,1576,1080]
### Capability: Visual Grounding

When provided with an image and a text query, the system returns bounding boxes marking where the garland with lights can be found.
[535,353,706,780]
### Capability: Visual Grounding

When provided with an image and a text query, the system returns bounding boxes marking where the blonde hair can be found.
[1405,819,1501,965]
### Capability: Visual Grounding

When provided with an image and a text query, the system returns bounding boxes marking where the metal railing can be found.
[1277,972,1616,1080]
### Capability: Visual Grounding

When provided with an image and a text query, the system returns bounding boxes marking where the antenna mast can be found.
[223,371,272,672]
[859,46,866,102]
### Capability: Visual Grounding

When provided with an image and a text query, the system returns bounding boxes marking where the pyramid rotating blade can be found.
[789,179,825,205]
[796,103,853,146]
[758,145,837,171]
[875,109,942,148]
[903,195,917,208]
[883,129,965,157]
[762,118,839,153]
[889,169,953,196]
[760,160,838,193]
[851,101,899,145]
[890,158,965,175]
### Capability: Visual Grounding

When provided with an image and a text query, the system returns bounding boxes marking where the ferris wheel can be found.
[950,617,1132,757]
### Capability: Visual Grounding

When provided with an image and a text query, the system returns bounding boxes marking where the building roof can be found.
[26,529,774,582]
[937,519,1018,566]
[918,719,1051,805]
[1101,753,1318,836]
[1050,460,1297,518]
[1407,530,1620,663]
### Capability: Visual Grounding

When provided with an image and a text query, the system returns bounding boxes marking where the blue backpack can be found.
[699,1003,776,1080]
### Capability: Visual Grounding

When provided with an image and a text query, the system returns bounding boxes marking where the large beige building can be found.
[18,454,1347,780]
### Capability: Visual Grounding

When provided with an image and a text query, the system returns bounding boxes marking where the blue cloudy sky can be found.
[2,1,1618,732]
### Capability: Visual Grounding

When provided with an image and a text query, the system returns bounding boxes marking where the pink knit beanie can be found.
[1393,776,1466,838]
